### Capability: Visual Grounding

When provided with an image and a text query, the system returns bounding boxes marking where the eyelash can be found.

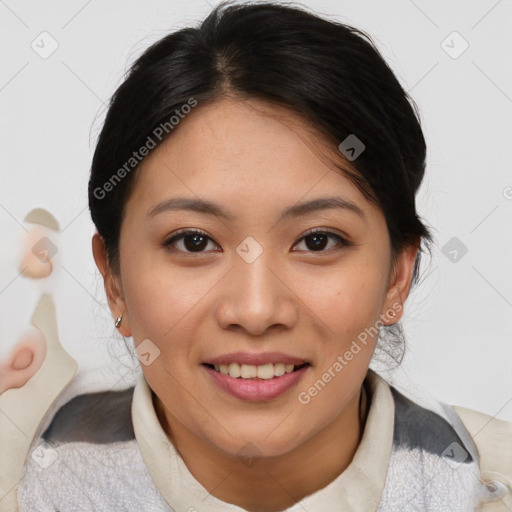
[162,227,352,255]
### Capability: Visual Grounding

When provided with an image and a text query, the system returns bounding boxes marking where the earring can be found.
[388,310,396,318]
[115,314,123,328]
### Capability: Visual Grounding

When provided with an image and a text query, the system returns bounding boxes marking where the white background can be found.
[1,0,511,420]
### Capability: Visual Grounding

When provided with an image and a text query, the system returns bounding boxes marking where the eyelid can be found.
[162,227,352,253]
[299,227,351,244]
[292,227,352,252]
[163,228,220,252]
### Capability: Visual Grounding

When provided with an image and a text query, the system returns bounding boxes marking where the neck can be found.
[154,380,370,512]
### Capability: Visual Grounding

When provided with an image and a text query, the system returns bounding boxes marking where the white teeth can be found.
[274,363,285,376]
[210,362,304,379]
[257,363,274,380]
[228,362,241,378]
[240,364,257,378]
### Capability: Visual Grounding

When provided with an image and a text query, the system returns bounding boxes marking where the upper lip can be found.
[204,352,310,366]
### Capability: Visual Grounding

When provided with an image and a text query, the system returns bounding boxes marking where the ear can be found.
[381,238,421,325]
[92,232,131,337]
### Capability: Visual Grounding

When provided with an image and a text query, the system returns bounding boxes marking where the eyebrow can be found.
[147,196,366,222]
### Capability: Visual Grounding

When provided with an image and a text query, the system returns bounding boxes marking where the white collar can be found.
[132,369,394,512]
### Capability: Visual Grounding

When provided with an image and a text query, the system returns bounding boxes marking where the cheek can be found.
[120,246,223,360]
[293,262,386,425]
[297,258,389,341]
[123,269,197,342]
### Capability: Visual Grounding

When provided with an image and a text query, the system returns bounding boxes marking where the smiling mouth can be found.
[203,362,310,380]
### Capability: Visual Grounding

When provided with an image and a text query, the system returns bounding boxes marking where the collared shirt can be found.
[132,368,394,511]
[16,368,507,511]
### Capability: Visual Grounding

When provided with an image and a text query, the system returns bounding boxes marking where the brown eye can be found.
[293,229,350,253]
[162,228,350,255]
[163,229,220,253]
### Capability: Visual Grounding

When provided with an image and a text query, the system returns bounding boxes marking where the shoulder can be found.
[18,386,174,511]
[452,404,512,509]
[42,385,135,444]
[381,379,512,510]
[452,404,512,459]
[375,384,480,510]
[389,385,475,461]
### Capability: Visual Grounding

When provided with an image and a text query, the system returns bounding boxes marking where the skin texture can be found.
[93,97,419,511]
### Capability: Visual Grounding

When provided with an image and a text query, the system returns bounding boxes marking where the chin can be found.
[208,426,305,461]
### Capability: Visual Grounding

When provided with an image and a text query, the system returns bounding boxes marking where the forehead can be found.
[146,97,342,173]
[126,97,379,222]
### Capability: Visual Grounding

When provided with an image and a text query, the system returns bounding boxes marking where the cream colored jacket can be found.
[0,294,510,511]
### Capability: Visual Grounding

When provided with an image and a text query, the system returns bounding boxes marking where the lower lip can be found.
[202,364,310,402]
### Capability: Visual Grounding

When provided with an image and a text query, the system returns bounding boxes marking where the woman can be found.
[15,1,511,511]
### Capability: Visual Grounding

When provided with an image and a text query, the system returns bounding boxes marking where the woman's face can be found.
[95,97,417,458]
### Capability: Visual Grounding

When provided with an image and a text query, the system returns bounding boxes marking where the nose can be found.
[214,248,298,336]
